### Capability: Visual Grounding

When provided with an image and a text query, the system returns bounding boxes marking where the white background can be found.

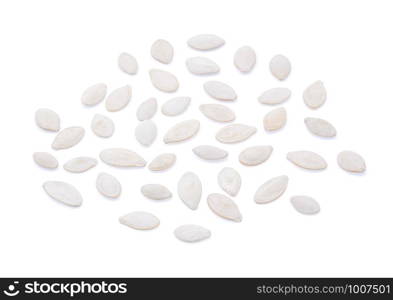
[0,0,392,277]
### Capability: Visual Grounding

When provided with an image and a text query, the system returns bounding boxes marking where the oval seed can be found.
[33,152,58,169]
[193,145,228,160]
[187,34,225,50]
[105,85,132,112]
[204,81,237,101]
[303,81,327,109]
[254,175,289,204]
[81,83,107,106]
[178,172,202,210]
[163,119,200,143]
[148,153,176,171]
[199,104,235,122]
[52,127,85,150]
[118,52,138,75]
[151,39,173,64]
[174,225,211,243]
[91,114,114,138]
[135,120,157,146]
[149,69,179,92]
[96,172,121,198]
[63,157,97,173]
[263,107,287,131]
[304,117,336,137]
[43,181,82,207]
[216,124,256,143]
[161,97,191,116]
[239,146,273,166]
[234,46,256,73]
[186,57,220,75]
[287,151,327,170]
[35,108,60,132]
[99,148,146,167]
[119,211,160,230]
[337,151,366,173]
[141,184,172,200]
[291,196,320,215]
[217,167,241,197]
[269,54,291,80]
[207,193,242,222]
[258,87,291,105]
[136,98,157,121]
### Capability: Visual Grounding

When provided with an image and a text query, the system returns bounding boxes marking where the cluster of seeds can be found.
[34,34,367,243]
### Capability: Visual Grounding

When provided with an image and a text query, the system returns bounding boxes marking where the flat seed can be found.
[136,98,157,121]
[178,172,202,210]
[263,107,287,131]
[287,151,327,170]
[99,148,146,167]
[234,46,256,73]
[148,153,176,171]
[254,175,289,204]
[174,225,211,243]
[217,167,241,196]
[207,193,242,222]
[64,157,98,173]
[163,119,200,143]
[91,114,114,138]
[33,152,58,169]
[304,117,336,137]
[199,104,235,122]
[216,124,256,143]
[303,81,326,109]
[96,172,121,198]
[118,52,138,75]
[269,54,291,80]
[149,69,179,92]
[204,81,237,101]
[43,181,82,207]
[193,145,228,160]
[186,57,220,75]
[81,83,107,106]
[35,108,60,132]
[105,85,132,112]
[239,145,273,166]
[161,97,191,116]
[258,87,291,105]
[52,126,85,150]
[141,184,172,200]
[187,34,225,50]
[119,211,160,230]
[337,151,366,173]
[135,120,157,146]
[151,39,173,64]
[291,195,320,215]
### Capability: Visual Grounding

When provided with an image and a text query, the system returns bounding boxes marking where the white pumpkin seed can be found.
[91,114,114,138]
[258,87,291,105]
[187,34,225,50]
[63,157,97,173]
[204,81,237,101]
[105,85,132,112]
[186,57,220,75]
[217,167,241,197]
[303,81,326,109]
[207,193,242,222]
[304,117,336,137]
[96,172,121,198]
[174,225,211,243]
[163,119,200,143]
[287,151,327,170]
[52,127,85,150]
[118,52,138,75]
[99,148,146,167]
[81,83,107,106]
[269,54,291,80]
[239,145,273,166]
[151,39,173,64]
[119,211,160,230]
[35,108,60,132]
[33,152,58,169]
[254,175,288,204]
[161,97,191,116]
[234,46,256,73]
[337,151,366,173]
[135,120,157,146]
[263,107,287,131]
[291,195,320,215]
[43,181,82,207]
[149,69,179,92]
[141,184,172,200]
[216,124,256,143]
[136,98,157,121]
[178,172,202,210]
[148,153,176,171]
[193,145,228,160]
[199,104,235,122]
